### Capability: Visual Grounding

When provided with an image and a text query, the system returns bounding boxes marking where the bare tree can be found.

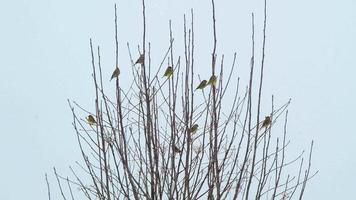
[50,0,317,199]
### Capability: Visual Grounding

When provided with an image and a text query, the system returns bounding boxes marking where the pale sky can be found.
[0,0,355,199]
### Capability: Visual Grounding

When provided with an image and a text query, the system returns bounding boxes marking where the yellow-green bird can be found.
[189,124,199,134]
[207,75,217,86]
[134,54,144,65]
[195,80,207,90]
[86,115,96,125]
[261,116,271,129]
[110,67,120,81]
[163,66,173,78]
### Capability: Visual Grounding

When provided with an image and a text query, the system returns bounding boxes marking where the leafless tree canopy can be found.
[49,0,316,199]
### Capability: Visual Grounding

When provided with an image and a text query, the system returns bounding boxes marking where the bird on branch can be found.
[189,124,199,134]
[195,80,207,90]
[163,66,173,78]
[261,116,271,129]
[86,115,97,125]
[134,54,144,65]
[110,67,120,81]
[207,75,217,87]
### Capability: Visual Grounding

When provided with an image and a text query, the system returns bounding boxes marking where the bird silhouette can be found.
[195,80,207,90]
[134,54,144,65]
[110,67,120,81]
[173,145,182,154]
[261,116,271,129]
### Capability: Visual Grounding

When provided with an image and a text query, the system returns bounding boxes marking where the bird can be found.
[86,115,96,125]
[173,145,182,154]
[261,116,271,129]
[163,66,173,78]
[195,80,207,90]
[189,124,199,134]
[110,67,120,81]
[134,54,144,65]
[207,75,217,86]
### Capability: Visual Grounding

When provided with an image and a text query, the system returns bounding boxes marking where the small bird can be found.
[173,145,182,154]
[163,66,173,78]
[188,124,199,134]
[110,67,120,81]
[86,115,96,125]
[134,54,144,65]
[261,116,271,129]
[195,80,207,90]
[207,75,217,86]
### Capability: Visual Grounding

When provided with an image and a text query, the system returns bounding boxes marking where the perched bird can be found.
[134,54,144,65]
[163,66,173,78]
[110,67,120,81]
[195,80,207,90]
[86,115,96,125]
[188,124,199,134]
[173,145,182,154]
[261,116,271,129]
[207,75,217,86]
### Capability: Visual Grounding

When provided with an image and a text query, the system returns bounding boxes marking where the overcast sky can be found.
[0,0,355,199]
